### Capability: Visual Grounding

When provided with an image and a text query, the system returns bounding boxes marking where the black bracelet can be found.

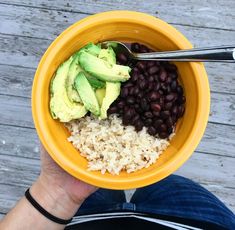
[25,188,72,225]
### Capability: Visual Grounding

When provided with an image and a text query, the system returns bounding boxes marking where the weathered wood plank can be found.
[0,65,35,98]
[0,183,234,215]
[1,62,235,98]
[0,152,234,214]
[0,34,50,69]
[176,152,235,189]
[0,184,25,214]
[0,125,39,159]
[0,154,40,187]
[1,4,235,45]
[1,0,234,30]
[0,120,234,161]
[0,91,234,130]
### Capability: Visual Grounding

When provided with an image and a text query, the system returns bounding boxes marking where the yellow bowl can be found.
[32,11,210,189]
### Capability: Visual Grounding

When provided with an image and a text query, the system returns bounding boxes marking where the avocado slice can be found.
[95,87,106,106]
[67,54,105,103]
[67,54,82,103]
[49,56,87,122]
[79,42,101,57]
[100,82,121,119]
[78,51,131,82]
[85,74,105,89]
[98,47,116,64]
[74,72,100,116]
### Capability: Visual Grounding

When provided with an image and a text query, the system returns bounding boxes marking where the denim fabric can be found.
[76,175,235,229]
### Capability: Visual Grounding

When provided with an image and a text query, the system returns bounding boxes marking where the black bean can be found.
[158,89,164,95]
[172,105,178,115]
[139,80,147,90]
[129,87,135,96]
[159,70,167,82]
[121,87,129,98]
[178,105,185,117]
[123,82,134,88]
[139,74,145,81]
[151,103,161,112]
[148,75,154,82]
[124,107,135,119]
[132,114,140,124]
[166,85,172,94]
[167,127,173,134]
[166,76,172,84]
[159,97,164,106]
[126,96,135,105]
[117,53,128,64]
[159,124,167,132]
[168,72,178,80]
[108,106,118,114]
[148,66,159,75]
[165,93,176,102]
[160,110,171,120]
[131,43,140,52]
[159,132,169,139]
[140,99,149,111]
[166,117,173,127]
[140,45,148,53]
[144,118,153,126]
[164,102,173,110]
[153,119,163,129]
[154,82,160,91]
[133,87,140,96]
[131,72,139,82]
[177,85,183,95]
[153,74,159,82]
[117,100,125,109]
[171,80,177,91]
[160,82,168,92]
[165,63,177,72]
[144,111,153,118]
[137,91,144,98]
[135,120,144,131]
[147,126,157,136]
[147,61,155,68]
[148,91,160,101]
[177,96,186,105]
[122,117,129,126]
[136,61,146,71]
[153,111,160,117]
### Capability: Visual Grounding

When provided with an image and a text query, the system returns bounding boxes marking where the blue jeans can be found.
[76,175,235,229]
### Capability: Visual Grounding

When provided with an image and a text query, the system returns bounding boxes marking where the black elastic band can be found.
[25,188,72,225]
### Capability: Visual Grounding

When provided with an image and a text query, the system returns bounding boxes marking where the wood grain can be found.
[0,91,234,130]
[1,0,234,30]
[0,152,234,214]
[0,121,234,162]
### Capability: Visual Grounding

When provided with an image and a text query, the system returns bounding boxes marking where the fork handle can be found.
[135,46,235,62]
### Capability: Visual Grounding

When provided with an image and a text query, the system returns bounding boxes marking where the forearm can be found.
[0,177,82,230]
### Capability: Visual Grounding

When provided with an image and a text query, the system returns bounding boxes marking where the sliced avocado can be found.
[98,47,116,64]
[74,72,100,116]
[67,54,82,103]
[100,82,120,119]
[50,56,87,122]
[79,42,101,57]
[78,51,131,82]
[85,74,105,89]
[95,87,106,106]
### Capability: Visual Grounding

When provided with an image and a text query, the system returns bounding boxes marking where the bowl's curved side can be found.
[32,11,210,189]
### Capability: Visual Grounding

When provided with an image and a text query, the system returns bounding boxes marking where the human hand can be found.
[31,144,97,220]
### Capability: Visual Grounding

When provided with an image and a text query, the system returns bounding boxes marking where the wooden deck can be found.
[0,0,234,217]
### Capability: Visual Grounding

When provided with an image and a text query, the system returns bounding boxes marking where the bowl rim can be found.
[32,11,210,189]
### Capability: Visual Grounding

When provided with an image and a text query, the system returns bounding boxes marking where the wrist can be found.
[30,176,81,220]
